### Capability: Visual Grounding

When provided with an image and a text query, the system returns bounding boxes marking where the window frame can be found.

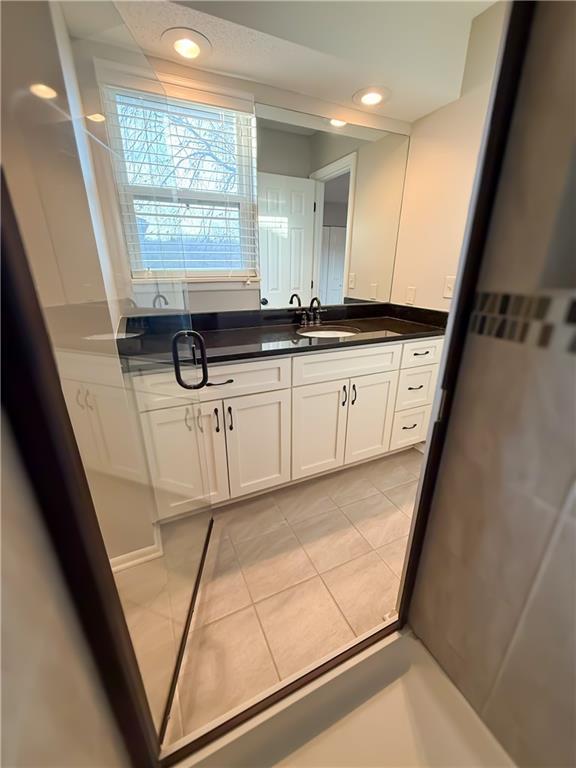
[94,62,260,284]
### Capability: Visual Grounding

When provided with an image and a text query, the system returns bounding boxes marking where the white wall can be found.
[391,3,507,310]
[257,126,312,178]
[311,131,410,302]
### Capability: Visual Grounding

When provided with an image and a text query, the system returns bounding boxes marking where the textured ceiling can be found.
[63,0,493,123]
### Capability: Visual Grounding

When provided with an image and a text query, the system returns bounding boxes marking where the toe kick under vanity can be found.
[123,314,445,522]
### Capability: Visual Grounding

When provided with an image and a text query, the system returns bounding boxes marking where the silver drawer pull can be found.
[402,423,418,430]
[413,351,430,356]
[407,385,424,391]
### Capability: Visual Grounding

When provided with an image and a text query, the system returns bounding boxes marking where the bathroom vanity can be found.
[117,304,445,521]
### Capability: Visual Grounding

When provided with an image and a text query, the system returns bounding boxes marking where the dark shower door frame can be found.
[1,3,536,765]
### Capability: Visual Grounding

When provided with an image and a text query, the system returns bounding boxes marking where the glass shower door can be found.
[1,0,217,742]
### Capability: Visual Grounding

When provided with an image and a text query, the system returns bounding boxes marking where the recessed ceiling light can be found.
[161,28,212,61]
[86,113,106,123]
[29,83,57,100]
[353,87,389,108]
[174,38,200,59]
[329,119,347,128]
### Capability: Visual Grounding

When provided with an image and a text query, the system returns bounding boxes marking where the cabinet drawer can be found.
[401,338,444,369]
[132,358,291,412]
[389,405,432,451]
[395,365,439,411]
[292,343,402,387]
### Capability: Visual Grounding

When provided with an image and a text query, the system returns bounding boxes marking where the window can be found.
[102,87,258,279]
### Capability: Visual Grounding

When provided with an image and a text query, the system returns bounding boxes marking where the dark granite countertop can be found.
[118,303,446,374]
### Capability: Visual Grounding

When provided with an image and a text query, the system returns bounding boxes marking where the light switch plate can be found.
[406,286,416,305]
[443,276,456,298]
[348,273,356,289]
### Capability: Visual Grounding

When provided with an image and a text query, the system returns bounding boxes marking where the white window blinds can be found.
[102,87,258,278]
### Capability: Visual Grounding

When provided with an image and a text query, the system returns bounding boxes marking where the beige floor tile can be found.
[385,480,419,517]
[342,494,411,549]
[325,467,381,507]
[161,512,211,569]
[215,496,285,544]
[194,536,252,625]
[397,447,425,475]
[114,558,168,609]
[234,523,316,601]
[365,455,418,492]
[179,606,278,733]
[291,508,371,573]
[273,478,337,524]
[124,602,179,728]
[255,577,354,678]
[322,552,400,635]
[377,536,410,578]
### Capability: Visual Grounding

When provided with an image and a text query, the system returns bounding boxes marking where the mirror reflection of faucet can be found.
[308,296,326,326]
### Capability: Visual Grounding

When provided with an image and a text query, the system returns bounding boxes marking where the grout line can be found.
[251,602,283,683]
[318,573,359,638]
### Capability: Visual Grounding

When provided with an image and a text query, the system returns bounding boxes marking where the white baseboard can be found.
[110,525,163,573]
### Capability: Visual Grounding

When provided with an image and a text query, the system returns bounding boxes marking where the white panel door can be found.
[258,172,315,307]
[292,378,349,480]
[319,226,346,305]
[142,404,210,520]
[224,390,291,498]
[345,372,399,465]
[60,379,102,471]
[87,383,147,482]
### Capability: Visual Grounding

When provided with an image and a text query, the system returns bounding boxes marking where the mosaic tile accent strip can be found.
[470,291,576,354]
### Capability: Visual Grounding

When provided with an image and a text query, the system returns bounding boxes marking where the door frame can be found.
[1,1,536,763]
[310,152,357,303]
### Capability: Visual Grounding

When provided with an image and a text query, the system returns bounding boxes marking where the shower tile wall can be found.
[410,4,575,767]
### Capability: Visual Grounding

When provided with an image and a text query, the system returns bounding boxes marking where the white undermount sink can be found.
[297,325,361,338]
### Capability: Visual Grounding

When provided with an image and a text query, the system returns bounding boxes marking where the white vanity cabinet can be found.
[292,379,349,479]
[224,389,291,498]
[60,378,146,481]
[141,401,229,520]
[344,371,399,465]
[60,379,102,471]
[129,334,444,522]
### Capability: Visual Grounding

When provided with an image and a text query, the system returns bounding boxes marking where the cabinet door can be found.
[142,404,210,520]
[60,379,101,470]
[292,379,349,480]
[224,390,291,498]
[197,401,230,505]
[86,383,146,482]
[345,372,398,465]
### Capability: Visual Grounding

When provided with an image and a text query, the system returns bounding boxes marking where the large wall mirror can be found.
[255,106,409,308]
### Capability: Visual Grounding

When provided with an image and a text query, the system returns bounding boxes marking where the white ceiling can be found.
[258,118,316,137]
[64,0,493,123]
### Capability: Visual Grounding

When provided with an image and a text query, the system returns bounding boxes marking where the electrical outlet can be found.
[443,275,456,298]
[369,283,378,299]
[348,272,356,289]
[406,286,416,305]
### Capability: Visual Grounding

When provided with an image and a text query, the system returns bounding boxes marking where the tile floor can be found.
[168,447,423,742]
[114,511,211,728]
